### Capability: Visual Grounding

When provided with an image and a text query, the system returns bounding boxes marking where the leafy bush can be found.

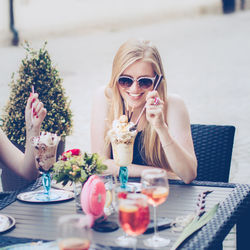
[1,42,73,146]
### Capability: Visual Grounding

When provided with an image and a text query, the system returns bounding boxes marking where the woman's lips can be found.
[127,92,144,100]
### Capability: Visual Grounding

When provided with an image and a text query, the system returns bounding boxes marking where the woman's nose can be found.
[130,80,140,92]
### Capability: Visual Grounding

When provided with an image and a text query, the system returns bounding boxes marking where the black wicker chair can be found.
[191,124,235,182]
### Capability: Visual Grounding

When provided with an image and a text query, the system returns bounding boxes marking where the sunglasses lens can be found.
[118,77,133,88]
[138,78,154,89]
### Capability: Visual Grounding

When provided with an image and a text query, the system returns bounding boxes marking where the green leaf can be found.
[171,203,219,250]
[51,151,107,185]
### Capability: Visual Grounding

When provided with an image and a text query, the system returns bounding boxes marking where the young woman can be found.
[91,39,197,184]
[0,93,46,181]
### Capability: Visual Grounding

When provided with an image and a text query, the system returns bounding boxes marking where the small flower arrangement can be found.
[52,149,107,186]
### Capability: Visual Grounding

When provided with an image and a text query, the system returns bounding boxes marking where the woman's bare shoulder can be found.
[91,86,110,119]
[93,85,105,98]
[166,93,190,129]
[0,128,7,140]
[93,86,111,102]
[167,93,186,108]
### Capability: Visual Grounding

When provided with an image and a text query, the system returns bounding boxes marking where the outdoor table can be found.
[0,178,249,249]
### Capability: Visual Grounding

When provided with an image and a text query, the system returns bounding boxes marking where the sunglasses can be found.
[118,75,156,89]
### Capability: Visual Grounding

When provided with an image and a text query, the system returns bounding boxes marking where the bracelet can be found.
[162,140,173,149]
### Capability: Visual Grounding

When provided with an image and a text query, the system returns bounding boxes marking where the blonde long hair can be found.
[105,39,170,170]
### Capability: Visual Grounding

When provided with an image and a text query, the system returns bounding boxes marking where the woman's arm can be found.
[91,86,109,157]
[146,92,197,184]
[102,159,179,180]
[0,93,46,180]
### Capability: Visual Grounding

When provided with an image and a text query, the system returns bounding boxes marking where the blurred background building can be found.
[1,0,221,46]
[0,0,249,47]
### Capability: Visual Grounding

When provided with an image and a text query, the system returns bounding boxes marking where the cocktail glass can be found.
[112,182,137,247]
[117,193,149,250]
[57,214,92,250]
[141,168,170,248]
[31,132,60,201]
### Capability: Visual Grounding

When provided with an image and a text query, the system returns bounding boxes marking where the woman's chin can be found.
[125,95,145,108]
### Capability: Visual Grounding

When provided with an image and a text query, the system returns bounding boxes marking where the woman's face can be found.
[118,60,155,109]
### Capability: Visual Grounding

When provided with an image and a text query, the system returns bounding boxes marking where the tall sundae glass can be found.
[31,132,60,201]
[109,115,137,190]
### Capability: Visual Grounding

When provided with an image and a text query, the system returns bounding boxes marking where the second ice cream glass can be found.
[109,115,137,190]
[31,132,60,201]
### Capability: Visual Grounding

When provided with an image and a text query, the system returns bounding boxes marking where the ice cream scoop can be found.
[32,132,61,172]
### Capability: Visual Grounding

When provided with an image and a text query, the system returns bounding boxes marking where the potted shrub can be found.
[0,42,73,191]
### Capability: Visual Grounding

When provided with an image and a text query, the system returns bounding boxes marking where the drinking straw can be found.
[125,101,134,122]
[126,101,129,121]
[128,106,134,122]
[31,85,34,124]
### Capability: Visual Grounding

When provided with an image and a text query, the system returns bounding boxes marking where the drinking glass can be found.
[98,173,114,216]
[57,214,92,250]
[118,193,149,250]
[141,168,170,248]
[112,182,132,246]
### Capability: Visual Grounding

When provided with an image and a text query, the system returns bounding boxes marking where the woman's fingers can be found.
[33,102,46,120]
[36,108,47,122]
[153,97,160,105]
[147,107,162,117]
[33,101,43,114]
[146,90,158,100]
[28,93,38,109]
[146,92,165,126]
[146,91,163,106]
[27,93,46,123]
[146,98,163,109]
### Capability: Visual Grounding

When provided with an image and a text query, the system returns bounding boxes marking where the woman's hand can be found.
[25,93,47,133]
[145,91,166,130]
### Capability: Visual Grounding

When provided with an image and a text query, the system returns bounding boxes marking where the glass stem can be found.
[42,172,51,196]
[119,166,128,189]
[153,205,158,237]
[132,236,137,250]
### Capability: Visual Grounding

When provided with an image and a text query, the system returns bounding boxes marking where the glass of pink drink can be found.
[118,193,149,249]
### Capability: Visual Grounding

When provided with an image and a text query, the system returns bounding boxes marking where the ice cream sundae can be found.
[32,132,61,172]
[109,115,137,166]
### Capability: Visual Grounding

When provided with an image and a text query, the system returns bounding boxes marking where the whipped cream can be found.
[33,131,60,146]
[109,115,137,144]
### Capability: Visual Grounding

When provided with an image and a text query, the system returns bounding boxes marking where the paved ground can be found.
[0,0,221,46]
[1,9,250,186]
